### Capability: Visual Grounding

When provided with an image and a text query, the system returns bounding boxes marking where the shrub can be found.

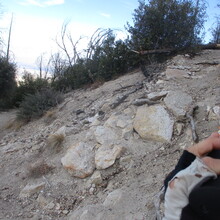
[51,30,137,91]
[0,57,17,109]
[14,71,49,106]
[17,88,63,121]
[4,118,26,131]
[28,161,54,178]
[47,133,65,152]
[126,0,207,51]
[43,110,57,124]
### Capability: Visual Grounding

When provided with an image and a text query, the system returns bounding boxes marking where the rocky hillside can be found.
[0,50,220,220]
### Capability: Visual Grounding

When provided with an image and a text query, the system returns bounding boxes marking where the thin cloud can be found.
[100,12,111,18]
[121,0,136,10]
[19,0,64,7]
[45,0,64,6]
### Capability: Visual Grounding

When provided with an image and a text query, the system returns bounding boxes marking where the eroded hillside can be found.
[0,50,220,220]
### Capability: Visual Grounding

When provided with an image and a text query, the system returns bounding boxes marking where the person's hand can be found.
[187,132,220,174]
[187,132,220,157]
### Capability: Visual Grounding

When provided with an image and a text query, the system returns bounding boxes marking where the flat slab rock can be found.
[164,91,193,119]
[133,105,174,142]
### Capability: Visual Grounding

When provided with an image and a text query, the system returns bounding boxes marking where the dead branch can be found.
[110,84,143,109]
[195,61,219,65]
[50,53,66,82]
[132,98,160,106]
[131,48,174,55]
[201,43,220,50]
[56,22,73,67]
[131,44,220,57]
[86,28,112,60]
[67,33,84,64]
[186,106,199,143]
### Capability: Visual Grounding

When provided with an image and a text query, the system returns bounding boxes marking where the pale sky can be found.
[0,0,219,73]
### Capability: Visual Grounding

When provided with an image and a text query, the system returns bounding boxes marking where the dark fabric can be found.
[164,150,196,190]
[165,149,220,220]
[180,204,201,220]
[186,178,220,220]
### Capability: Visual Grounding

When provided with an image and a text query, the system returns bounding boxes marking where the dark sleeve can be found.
[188,182,220,220]
[164,150,196,190]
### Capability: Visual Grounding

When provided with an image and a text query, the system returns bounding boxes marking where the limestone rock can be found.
[94,126,118,145]
[133,105,174,142]
[104,113,133,140]
[164,91,193,119]
[104,114,132,129]
[147,91,168,101]
[61,142,95,178]
[20,182,45,198]
[69,205,104,220]
[37,194,52,207]
[175,122,184,136]
[89,170,103,186]
[208,106,220,120]
[122,124,133,140]
[95,144,124,169]
[55,126,66,136]
[166,68,189,79]
[103,189,124,207]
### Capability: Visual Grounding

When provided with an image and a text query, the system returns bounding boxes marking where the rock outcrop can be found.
[133,105,174,142]
[61,142,95,178]
[0,50,219,220]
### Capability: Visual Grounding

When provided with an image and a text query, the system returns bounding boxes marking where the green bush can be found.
[0,57,17,109]
[51,32,137,91]
[17,88,63,121]
[126,0,206,51]
[14,71,49,106]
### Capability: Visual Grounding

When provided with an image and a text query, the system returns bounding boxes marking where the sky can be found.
[0,0,219,74]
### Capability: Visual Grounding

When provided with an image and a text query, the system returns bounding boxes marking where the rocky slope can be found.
[0,50,220,220]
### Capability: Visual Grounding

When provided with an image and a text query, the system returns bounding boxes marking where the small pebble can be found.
[62,210,69,214]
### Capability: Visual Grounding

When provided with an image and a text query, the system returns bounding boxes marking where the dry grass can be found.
[28,161,54,178]
[43,110,57,124]
[83,80,104,90]
[4,118,26,131]
[47,133,65,151]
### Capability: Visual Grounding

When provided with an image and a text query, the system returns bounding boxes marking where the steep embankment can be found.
[0,50,220,220]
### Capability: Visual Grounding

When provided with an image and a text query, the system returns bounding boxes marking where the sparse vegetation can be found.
[28,161,55,178]
[4,118,26,131]
[0,57,17,109]
[0,0,214,115]
[51,28,136,91]
[14,71,49,106]
[47,133,65,151]
[43,110,57,124]
[210,5,220,44]
[126,0,207,51]
[17,88,63,121]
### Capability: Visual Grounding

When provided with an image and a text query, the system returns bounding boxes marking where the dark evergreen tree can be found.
[0,57,16,109]
[126,0,207,51]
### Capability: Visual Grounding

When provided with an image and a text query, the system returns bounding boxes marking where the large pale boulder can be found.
[95,144,124,169]
[133,105,174,142]
[94,126,118,145]
[164,91,193,118]
[104,114,132,129]
[61,142,95,178]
